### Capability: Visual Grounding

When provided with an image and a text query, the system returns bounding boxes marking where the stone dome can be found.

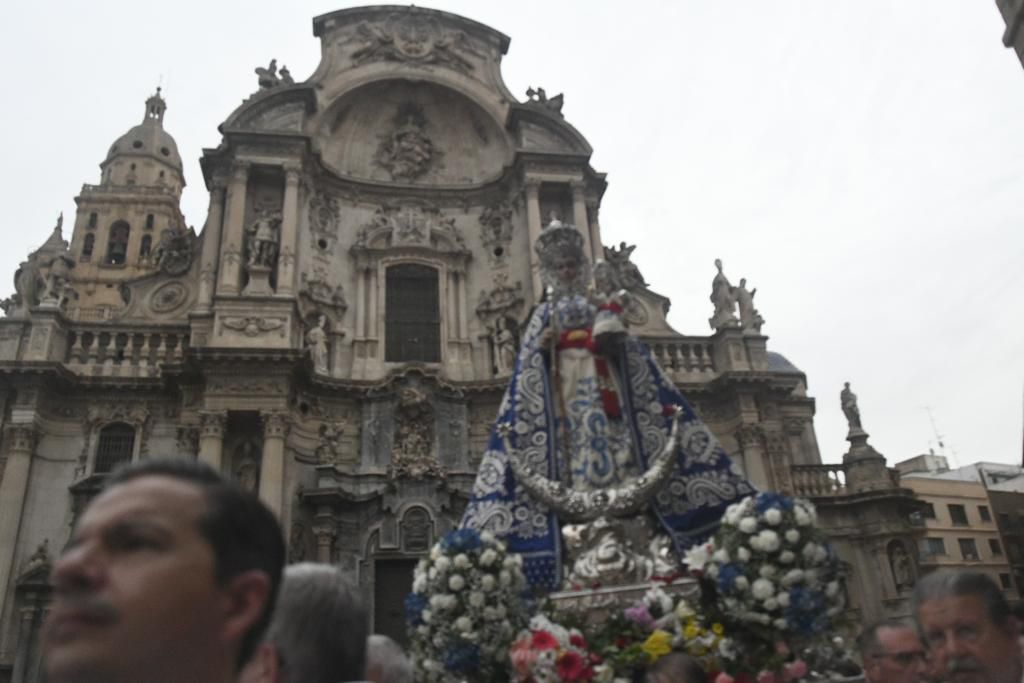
[104,89,183,173]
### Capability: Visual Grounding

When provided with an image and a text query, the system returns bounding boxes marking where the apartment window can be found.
[921,538,946,557]
[949,504,968,526]
[1000,512,1011,527]
[958,538,979,561]
[1000,573,1012,590]
[990,539,1003,556]
[979,505,991,522]
[922,503,936,519]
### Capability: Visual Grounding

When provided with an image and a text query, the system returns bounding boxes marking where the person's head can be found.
[645,652,705,683]
[365,634,413,683]
[238,562,369,683]
[857,618,930,683]
[912,569,1022,683]
[44,458,285,683]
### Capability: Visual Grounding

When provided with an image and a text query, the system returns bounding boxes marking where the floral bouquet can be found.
[406,528,529,682]
[509,614,601,682]
[683,493,842,681]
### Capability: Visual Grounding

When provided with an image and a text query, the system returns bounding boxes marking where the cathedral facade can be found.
[0,7,920,679]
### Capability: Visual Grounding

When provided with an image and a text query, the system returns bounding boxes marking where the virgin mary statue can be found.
[462,220,755,591]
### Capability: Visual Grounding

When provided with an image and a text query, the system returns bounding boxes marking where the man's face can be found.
[43,476,230,683]
[864,626,929,683]
[917,594,1023,683]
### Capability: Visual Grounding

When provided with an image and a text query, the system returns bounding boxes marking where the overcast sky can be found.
[1,2,1021,468]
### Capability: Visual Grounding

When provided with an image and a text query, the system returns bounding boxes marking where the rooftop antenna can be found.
[923,406,959,469]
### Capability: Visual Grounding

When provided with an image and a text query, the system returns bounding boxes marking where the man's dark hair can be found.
[265,563,369,683]
[645,651,705,683]
[105,457,285,669]
[911,569,1013,631]
[856,617,917,658]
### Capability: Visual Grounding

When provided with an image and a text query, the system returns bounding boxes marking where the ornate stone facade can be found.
[0,7,913,673]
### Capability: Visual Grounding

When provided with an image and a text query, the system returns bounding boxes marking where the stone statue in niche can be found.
[306,314,330,375]
[234,441,261,493]
[841,382,862,432]
[375,104,440,181]
[245,209,281,269]
[316,420,347,465]
[889,541,913,590]
[389,384,443,479]
[709,258,739,331]
[734,278,764,334]
[489,315,518,375]
[152,227,195,276]
[603,242,647,291]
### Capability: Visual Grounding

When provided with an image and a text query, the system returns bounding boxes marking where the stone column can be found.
[457,269,469,340]
[258,412,290,518]
[586,199,603,263]
[197,411,226,473]
[10,604,38,682]
[196,179,227,310]
[276,165,301,296]
[735,424,771,491]
[0,424,36,638]
[570,180,593,260]
[524,178,543,299]
[313,522,337,563]
[217,161,250,296]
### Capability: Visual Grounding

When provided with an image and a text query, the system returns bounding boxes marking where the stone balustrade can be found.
[65,326,189,377]
[791,464,848,497]
[641,336,716,380]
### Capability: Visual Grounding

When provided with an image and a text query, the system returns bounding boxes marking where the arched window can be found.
[87,212,98,229]
[82,233,95,261]
[106,221,130,265]
[385,264,440,362]
[95,422,135,473]
[140,235,152,258]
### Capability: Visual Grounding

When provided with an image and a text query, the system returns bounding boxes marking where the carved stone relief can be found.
[478,201,514,265]
[401,507,433,552]
[152,228,195,276]
[308,191,340,255]
[349,14,478,73]
[354,203,466,253]
[219,316,287,338]
[388,383,443,479]
[476,272,524,320]
[175,425,200,456]
[149,282,189,314]
[299,266,347,317]
[374,104,441,182]
[316,419,348,465]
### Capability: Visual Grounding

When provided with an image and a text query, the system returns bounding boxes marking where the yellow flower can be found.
[711,622,725,636]
[642,629,673,661]
[683,621,700,640]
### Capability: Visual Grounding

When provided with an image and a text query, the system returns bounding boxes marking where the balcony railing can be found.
[791,464,848,497]
[65,326,189,378]
[641,336,716,380]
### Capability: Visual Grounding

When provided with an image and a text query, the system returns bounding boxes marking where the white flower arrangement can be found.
[683,492,844,642]
[406,528,529,682]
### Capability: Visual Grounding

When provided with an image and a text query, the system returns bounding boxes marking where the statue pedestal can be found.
[243,265,274,296]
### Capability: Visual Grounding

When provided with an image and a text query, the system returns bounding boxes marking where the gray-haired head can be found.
[265,563,368,683]
[366,634,413,683]
[645,651,705,683]
[911,569,1012,630]
[856,617,918,658]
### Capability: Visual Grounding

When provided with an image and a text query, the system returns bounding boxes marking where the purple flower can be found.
[624,603,654,628]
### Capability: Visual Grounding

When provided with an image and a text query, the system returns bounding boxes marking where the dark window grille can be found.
[979,505,991,522]
[82,234,95,261]
[95,422,135,474]
[990,538,1003,555]
[385,264,440,362]
[958,538,979,561]
[140,235,152,258]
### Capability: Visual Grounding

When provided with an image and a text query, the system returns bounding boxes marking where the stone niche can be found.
[318,81,511,185]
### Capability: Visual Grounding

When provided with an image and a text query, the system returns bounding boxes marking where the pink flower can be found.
[783,660,808,681]
[624,603,654,629]
[756,672,776,683]
[510,639,538,676]
[714,674,735,683]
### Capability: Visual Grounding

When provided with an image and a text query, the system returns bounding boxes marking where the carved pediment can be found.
[352,203,468,255]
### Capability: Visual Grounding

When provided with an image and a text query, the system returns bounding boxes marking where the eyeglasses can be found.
[871,650,928,667]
